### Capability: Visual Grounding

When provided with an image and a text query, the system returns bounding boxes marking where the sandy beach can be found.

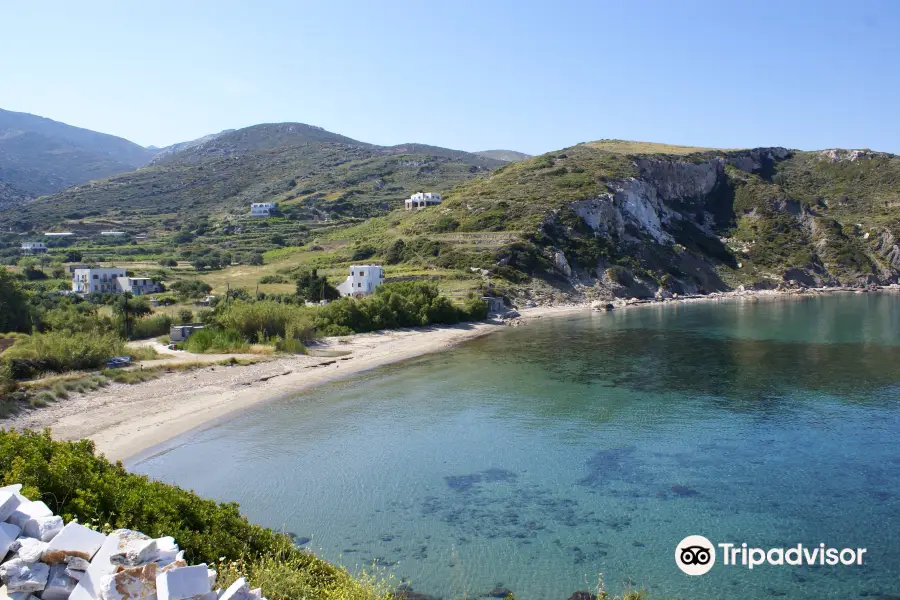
[6,287,894,464]
[5,309,583,463]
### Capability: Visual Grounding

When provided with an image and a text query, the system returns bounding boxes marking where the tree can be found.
[295,269,339,302]
[178,309,194,324]
[62,250,83,263]
[0,268,31,333]
[170,279,212,299]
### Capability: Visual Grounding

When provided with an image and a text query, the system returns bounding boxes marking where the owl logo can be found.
[676,535,716,575]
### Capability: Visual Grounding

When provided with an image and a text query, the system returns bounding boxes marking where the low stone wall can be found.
[0,484,265,600]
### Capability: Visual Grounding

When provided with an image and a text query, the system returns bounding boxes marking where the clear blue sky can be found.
[2,0,898,155]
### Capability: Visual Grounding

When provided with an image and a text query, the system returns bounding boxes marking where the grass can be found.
[583,139,733,155]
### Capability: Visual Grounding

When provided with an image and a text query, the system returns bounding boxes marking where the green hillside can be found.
[2,131,898,304]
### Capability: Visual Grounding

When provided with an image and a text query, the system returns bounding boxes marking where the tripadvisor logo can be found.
[675,535,867,576]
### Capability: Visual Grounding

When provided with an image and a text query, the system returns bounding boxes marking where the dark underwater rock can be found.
[671,484,699,496]
[568,592,598,600]
[483,587,513,598]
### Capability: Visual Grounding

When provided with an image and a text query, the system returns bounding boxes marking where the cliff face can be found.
[533,146,900,298]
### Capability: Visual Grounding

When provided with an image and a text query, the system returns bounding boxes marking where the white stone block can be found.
[0,491,22,523]
[191,592,217,600]
[247,588,263,600]
[41,564,77,600]
[0,559,50,593]
[152,537,180,564]
[68,530,135,600]
[217,577,249,600]
[13,538,47,563]
[0,522,21,541]
[24,515,63,542]
[99,563,158,600]
[0,523,17,561]
[42,522,106,564]
[206,569,216,589]
[7,502,52,531]
[0,583,37,600]
[64,567,83,581]
[155,564,210,600]
[63,557,90,572]
[110,537,156,567]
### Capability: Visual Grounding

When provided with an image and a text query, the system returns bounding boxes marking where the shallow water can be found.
[135,293,900,599]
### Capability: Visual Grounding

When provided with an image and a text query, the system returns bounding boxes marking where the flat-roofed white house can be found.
[72,267,127,294]
[21,241,48,254]
[336,264,385,297]
[71,268,161,295]
[405,192,441,210]
[100,231,126,236]
[250,202,277,217]
[121,276,161,295]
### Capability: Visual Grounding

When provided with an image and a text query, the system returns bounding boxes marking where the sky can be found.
[1,0,899,155]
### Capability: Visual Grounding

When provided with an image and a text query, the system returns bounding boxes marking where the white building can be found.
[44,232,73,237]
[250,202,277,217]
[72,267,127,294]
[405,192,441,210]
[21,241,48,255]
[336,265,385,297]
[71,268,161,295]
[121,276,162,296]
[100,231,126,236]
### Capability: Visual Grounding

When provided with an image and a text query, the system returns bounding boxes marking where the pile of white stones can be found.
[0,485,267,600]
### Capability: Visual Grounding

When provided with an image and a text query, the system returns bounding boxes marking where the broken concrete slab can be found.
[0,491,22,523]
[64,556,90,572]
[0,522,21,542]
[23,515,63,542]
[69,530,134,600]
[41,564,77,600]
[0,559,50,593]
[155,564,210,600]
[42,522,106,564]
[12,538,47,563]
[218,577,249,600]
[0,524,17,562]
[0,583,37,600]
[248,587,263,600]
[98,563,158,600]
[7,502,52,531]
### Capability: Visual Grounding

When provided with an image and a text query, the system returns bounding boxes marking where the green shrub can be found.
[170,279,213,300]
[131,314,173,340]
[178,309,194,324]
[182,328,249,353]
[0,430,387,600]
[31,391,56,407]
[258,275,286,285]
[4,331,125,379]
[213,301,314,341]
[51,383,69,399]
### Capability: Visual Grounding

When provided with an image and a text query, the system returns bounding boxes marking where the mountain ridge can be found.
[0,108,156,197]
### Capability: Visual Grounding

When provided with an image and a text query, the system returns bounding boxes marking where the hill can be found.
[475,149,531,162]
[0,108,156,198]
[2,131,898,305]
[148,128,235,163]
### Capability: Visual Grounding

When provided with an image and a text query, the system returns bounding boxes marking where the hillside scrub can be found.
[3,330,125,378]
[0,429,389,600]
[208,282,488,344]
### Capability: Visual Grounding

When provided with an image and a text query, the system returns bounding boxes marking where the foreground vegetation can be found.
[0,429,389,600]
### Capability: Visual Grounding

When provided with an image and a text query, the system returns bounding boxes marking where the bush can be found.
[4,331,125,378]
[170,279,213,299]
[0,268,31,333]
[178,309,194,324]
[295,269,339,302]
[131,314,173,340]
[0,430,387,600]
[182,328,248,353]
[258,275,286,285]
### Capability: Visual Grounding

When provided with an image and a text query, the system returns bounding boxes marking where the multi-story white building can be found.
[250,202,277,217]
[405,192,441,210]
[21,241,48,254]
[71,268,161,296]
[72,267,127,294]
[336,265,385,297]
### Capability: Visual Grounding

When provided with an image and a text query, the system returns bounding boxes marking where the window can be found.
[359,271,364,276]
[93,274,98,280]
[358,282,362,287]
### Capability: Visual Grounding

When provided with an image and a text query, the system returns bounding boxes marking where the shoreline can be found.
[4,286,896,463]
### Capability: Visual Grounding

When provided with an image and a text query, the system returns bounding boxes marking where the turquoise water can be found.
[134,293,900,599]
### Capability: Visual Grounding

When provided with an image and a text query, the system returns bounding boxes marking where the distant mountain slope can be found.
[1,122,501,228]
[0,109,156,199]
[148,129,235,163]
[0,180,32,209]
[474,149,531,162]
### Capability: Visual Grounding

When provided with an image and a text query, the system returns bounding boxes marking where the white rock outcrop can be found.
[0,485,267,600]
